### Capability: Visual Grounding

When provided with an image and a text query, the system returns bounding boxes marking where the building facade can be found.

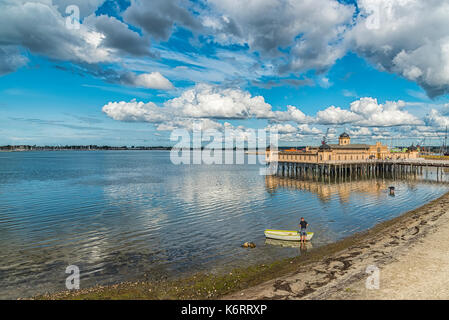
[266,133,420,164]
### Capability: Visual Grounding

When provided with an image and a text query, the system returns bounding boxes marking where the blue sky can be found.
[1,0,449,147]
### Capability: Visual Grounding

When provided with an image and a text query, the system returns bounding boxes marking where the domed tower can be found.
[339,132,350,146]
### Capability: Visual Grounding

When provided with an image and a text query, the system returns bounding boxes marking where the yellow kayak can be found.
[264,229,314,241]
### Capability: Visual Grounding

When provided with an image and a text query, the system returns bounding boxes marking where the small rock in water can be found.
[242,242,256,248]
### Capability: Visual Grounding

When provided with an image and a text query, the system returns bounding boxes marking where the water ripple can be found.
[0,151,448,299]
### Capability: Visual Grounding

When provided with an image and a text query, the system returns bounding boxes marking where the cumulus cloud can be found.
[122,72,174,90]
[4,0,449,100]
[102,99,169,122]
[102,84,276,130]
[273,105,312,124]
[347,127,372,137]
[123,0,201,41]
[206,0,354,73]
[102,81,427,136]
[0,0,115,64]
[0,0,159,87]
[0,46,29,75]
[425,109,449,128]
[164,84,273,119]
[266,123,298,134]
[202,0,449,96]
[83,14,153,57]
[350,98,422,127]
[317,98,422,127]
[102,84,316,131]
[348,0,449,98]
[52,0,106,18]
[3,0,449,100]
[297,124,322,135]
[316,106,362,125]
[441,104,449,116]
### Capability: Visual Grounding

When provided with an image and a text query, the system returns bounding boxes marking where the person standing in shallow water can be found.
[299,217,309,243]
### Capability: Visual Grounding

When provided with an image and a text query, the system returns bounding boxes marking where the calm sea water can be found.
[0,150,448,299]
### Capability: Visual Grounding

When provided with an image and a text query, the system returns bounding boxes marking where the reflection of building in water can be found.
[266,132,419,163]
[265,175,412,203]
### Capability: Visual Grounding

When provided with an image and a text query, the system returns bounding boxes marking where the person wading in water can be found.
[299,217,309,243]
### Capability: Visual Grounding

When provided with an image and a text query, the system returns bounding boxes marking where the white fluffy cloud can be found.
[266,123,298,134]
[297,124,322,136]
[129,72,174,90]
[425,109,449,128]
[0,1,115,64]
[206,0,354,73]
[102,83,316,130]
[202,0,449,96]
[102,100,169,123]
[316,106,362,125]
[317,98,422,127]
[102,84,276,131]
[350,98,422,127]
[0,0,166,88]
[4,0,449,98]
[348,0,449,97]
[347,127,372,137]
[102,83,426,134]
[165,84,273,119]
[273,105,312,124]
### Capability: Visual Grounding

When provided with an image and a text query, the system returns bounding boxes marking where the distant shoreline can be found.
[0,147,267,152]
[0,146,173,151]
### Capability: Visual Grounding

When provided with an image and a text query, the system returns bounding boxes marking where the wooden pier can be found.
[268,159,449,181]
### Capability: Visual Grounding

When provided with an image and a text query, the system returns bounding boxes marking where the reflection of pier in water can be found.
[265,172,449,204]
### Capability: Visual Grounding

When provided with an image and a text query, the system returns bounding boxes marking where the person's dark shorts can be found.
[300,229,307,236]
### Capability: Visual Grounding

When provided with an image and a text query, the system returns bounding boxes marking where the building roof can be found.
[319,143,332,151]
[339,132,350,138]
[327,144,371,150]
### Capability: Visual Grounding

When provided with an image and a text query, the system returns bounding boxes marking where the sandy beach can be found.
[225,191,449,300]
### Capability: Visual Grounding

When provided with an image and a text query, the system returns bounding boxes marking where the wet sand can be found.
[225,191,449,300]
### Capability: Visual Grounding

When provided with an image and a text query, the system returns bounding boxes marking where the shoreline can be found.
[32,191,449,300]
[225,190,449,299]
